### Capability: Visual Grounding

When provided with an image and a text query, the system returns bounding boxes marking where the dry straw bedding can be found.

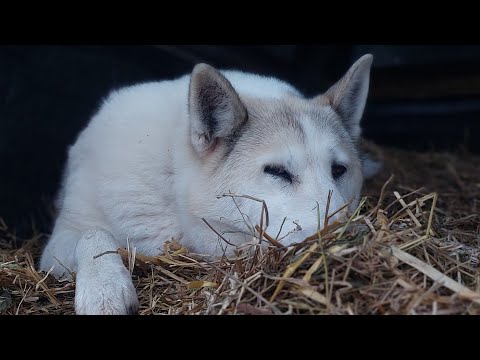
[1,144,479,315]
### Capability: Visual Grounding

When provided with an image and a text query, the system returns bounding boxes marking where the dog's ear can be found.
[320,54,373,141]
[188,63,248,156]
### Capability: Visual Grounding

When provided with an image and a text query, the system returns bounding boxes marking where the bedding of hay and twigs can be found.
[1,144,479,315]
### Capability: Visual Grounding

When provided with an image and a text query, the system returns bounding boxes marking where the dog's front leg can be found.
[74,228,139,315]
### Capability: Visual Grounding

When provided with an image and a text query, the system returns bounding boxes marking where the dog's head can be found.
[185,55,378,249]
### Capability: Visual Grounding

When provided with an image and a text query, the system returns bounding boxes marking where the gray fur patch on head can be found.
[220,96,307,158]
[220,92,364,165]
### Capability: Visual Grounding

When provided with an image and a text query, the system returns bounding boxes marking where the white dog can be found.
[39,54,377,314]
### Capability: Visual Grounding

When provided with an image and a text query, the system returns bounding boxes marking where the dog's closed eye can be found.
[264,165,293,184]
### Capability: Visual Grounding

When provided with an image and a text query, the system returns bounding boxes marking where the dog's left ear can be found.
[188,63,248,156]
[320,54,373,141]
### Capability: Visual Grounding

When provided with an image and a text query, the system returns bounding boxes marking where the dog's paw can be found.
[74,262,139,315]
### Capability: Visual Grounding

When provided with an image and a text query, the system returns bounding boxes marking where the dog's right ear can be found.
[319,54,373,141]
[188,64,248,156]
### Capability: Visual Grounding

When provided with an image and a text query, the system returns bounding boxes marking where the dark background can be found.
[1,45,480,237]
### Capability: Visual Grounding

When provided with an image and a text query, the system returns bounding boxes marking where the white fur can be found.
[39,56,374,314]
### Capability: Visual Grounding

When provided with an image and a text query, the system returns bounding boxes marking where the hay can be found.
[1,144,479,315]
